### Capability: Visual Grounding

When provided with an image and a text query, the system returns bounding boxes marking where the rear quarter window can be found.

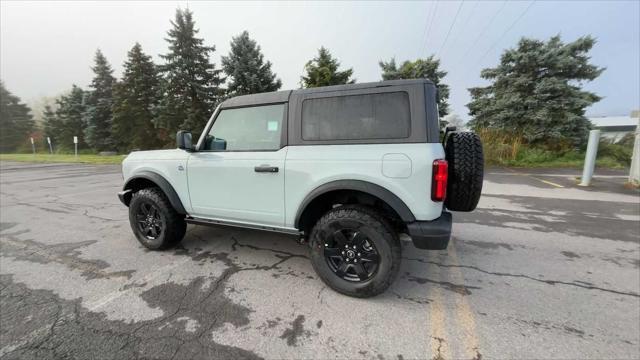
[301,92,411,141]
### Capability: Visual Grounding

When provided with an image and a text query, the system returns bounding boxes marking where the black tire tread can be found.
[310,205,401,298]
[444,132,484,212]
[129,187,186,250]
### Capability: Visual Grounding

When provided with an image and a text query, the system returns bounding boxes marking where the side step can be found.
[185,216,302,236]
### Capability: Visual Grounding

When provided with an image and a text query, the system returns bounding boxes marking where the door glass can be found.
[203,104,285,151]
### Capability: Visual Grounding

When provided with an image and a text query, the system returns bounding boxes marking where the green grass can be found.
[477,128,632,170]
[503,157,625,169]
[500,148,627,169]
[0,153,125,165]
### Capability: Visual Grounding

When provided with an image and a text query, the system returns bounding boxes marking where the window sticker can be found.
[267,120,279,132]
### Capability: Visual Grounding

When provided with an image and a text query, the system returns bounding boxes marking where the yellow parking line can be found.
[430,286,451,360]
[533,177,565,188]
[503,167,565,188]
[448,239,482,359]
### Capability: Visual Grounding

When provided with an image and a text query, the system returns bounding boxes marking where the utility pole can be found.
[579,130,600,186]
[629,118,640,185]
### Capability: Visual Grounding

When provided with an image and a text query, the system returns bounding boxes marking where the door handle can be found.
[254,165,279,173]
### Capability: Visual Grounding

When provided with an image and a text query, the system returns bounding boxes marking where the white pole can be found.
[47,137,53,154]
[74,136,78,157]
[629,118,640,185]
[30,137,35,155]
[579,130,601,186]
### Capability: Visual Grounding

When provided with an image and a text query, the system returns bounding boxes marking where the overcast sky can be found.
[1,0,639,121]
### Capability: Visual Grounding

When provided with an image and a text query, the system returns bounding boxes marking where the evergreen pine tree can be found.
[221,31,282,96]
[157,8,224,136]
[42,104,59,144]
[0,81,35,152]
[379,56,450,118]
[53,85,88,151]
[467,35,604,146]
[84,49,116,151]
[301,47,354,88]
[112,43,162,151]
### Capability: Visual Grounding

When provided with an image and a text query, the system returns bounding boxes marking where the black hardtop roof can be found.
[219,78,433,108]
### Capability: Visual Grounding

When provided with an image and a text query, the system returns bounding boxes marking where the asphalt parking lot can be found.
[1,161,639,359]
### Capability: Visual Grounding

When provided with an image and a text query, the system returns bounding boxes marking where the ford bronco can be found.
[118,79,484,297]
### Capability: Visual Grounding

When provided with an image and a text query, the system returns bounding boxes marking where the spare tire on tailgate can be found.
[444,132,484,212]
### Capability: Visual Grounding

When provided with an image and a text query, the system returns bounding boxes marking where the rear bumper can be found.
[117,189,132,207]
[406,212,452,250]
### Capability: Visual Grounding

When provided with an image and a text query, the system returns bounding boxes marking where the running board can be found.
[185,216,302,236]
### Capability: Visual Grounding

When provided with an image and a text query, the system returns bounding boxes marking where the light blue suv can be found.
[118,79,484,297]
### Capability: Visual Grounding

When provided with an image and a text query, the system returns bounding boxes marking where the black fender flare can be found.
[294,180,416,229]
[123,171,187,215]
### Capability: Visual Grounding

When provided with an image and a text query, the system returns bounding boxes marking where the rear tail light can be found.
[431,159,448,202]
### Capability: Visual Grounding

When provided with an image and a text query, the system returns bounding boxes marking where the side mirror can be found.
[212,137,227,151]
[176,130,194,152]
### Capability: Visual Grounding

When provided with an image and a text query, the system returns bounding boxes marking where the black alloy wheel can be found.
[324,229,380,282]
[135,201,164,240]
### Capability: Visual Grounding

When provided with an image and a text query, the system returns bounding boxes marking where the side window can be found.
[203,104,285,151]
[301,92,410,141]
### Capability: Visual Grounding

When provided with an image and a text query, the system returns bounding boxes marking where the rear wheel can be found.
[128,188,186,250]
[309,205,400,298]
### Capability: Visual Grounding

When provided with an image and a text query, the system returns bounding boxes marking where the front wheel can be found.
[128,188,186,250]
[309,205,401,298]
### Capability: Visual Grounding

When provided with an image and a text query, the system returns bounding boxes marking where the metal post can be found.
[579,130,600,186]
[30,137,35,155]
[47,137,53,154]
[73,136,78,157]
[629,118,640,184]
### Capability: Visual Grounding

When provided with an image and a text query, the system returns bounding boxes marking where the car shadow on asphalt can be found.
[176,224,446,305]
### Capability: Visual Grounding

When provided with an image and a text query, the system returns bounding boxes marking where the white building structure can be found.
[589,112,639,143]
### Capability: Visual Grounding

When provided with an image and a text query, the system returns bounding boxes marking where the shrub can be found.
[598,139,633,166]
[474,127,631,169]
[476,128,523,165]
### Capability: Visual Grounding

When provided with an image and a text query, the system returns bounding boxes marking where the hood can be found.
[124,148,190,162]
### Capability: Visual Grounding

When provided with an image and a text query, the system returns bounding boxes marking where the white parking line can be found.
[489,172,627,179]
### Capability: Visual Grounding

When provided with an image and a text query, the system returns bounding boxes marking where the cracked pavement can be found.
[0,162,639,359]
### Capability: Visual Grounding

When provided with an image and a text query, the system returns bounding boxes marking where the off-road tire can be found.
[129,188,186,250]
[309,205,401,298]
[444,131,484,212]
